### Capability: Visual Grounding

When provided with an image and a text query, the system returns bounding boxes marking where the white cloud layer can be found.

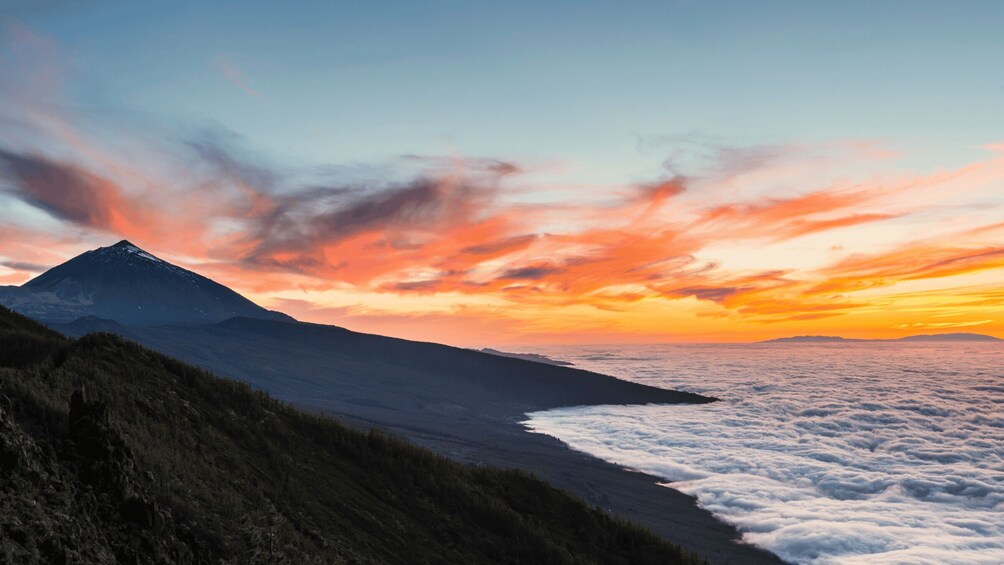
[525,343,1004,564]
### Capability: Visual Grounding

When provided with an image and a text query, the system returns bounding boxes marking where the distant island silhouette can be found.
[763,332,1002,343]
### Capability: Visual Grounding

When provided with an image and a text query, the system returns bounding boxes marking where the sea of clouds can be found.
[524,343,1004,564]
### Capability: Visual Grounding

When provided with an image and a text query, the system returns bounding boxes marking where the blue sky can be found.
[7,1,1003,178]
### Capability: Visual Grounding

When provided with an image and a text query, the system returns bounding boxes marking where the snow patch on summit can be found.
[115,245,164,264]
[136,251,161,262]
[98,243,200,281]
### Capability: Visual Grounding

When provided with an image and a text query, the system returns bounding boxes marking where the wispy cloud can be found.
[693,187,898,241]
[214,54,261,99]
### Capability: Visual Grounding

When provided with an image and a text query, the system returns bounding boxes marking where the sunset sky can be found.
[1,1,1002,345]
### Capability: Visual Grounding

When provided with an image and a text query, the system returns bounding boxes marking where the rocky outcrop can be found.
[0,388,209,564]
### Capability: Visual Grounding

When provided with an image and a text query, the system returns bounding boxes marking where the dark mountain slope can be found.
[0,241,291,325]
[133,315,710,412]
[51,316,712,462]
[0,306,705,564]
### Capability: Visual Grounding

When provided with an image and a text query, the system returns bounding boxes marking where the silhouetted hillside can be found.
[0,306,705,564]
[762,335,853,343]
[480,348,575,366]
[895,332,1002,342]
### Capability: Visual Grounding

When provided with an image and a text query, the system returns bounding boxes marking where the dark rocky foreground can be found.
[56,315,784,565]
[1,387,203,563]
[2,306,708,564]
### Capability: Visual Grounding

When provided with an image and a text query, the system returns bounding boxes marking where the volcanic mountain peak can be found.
[110,239,142,250]
[26,240,199,290]
[2,241,292,326]
[107,239,162,261]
